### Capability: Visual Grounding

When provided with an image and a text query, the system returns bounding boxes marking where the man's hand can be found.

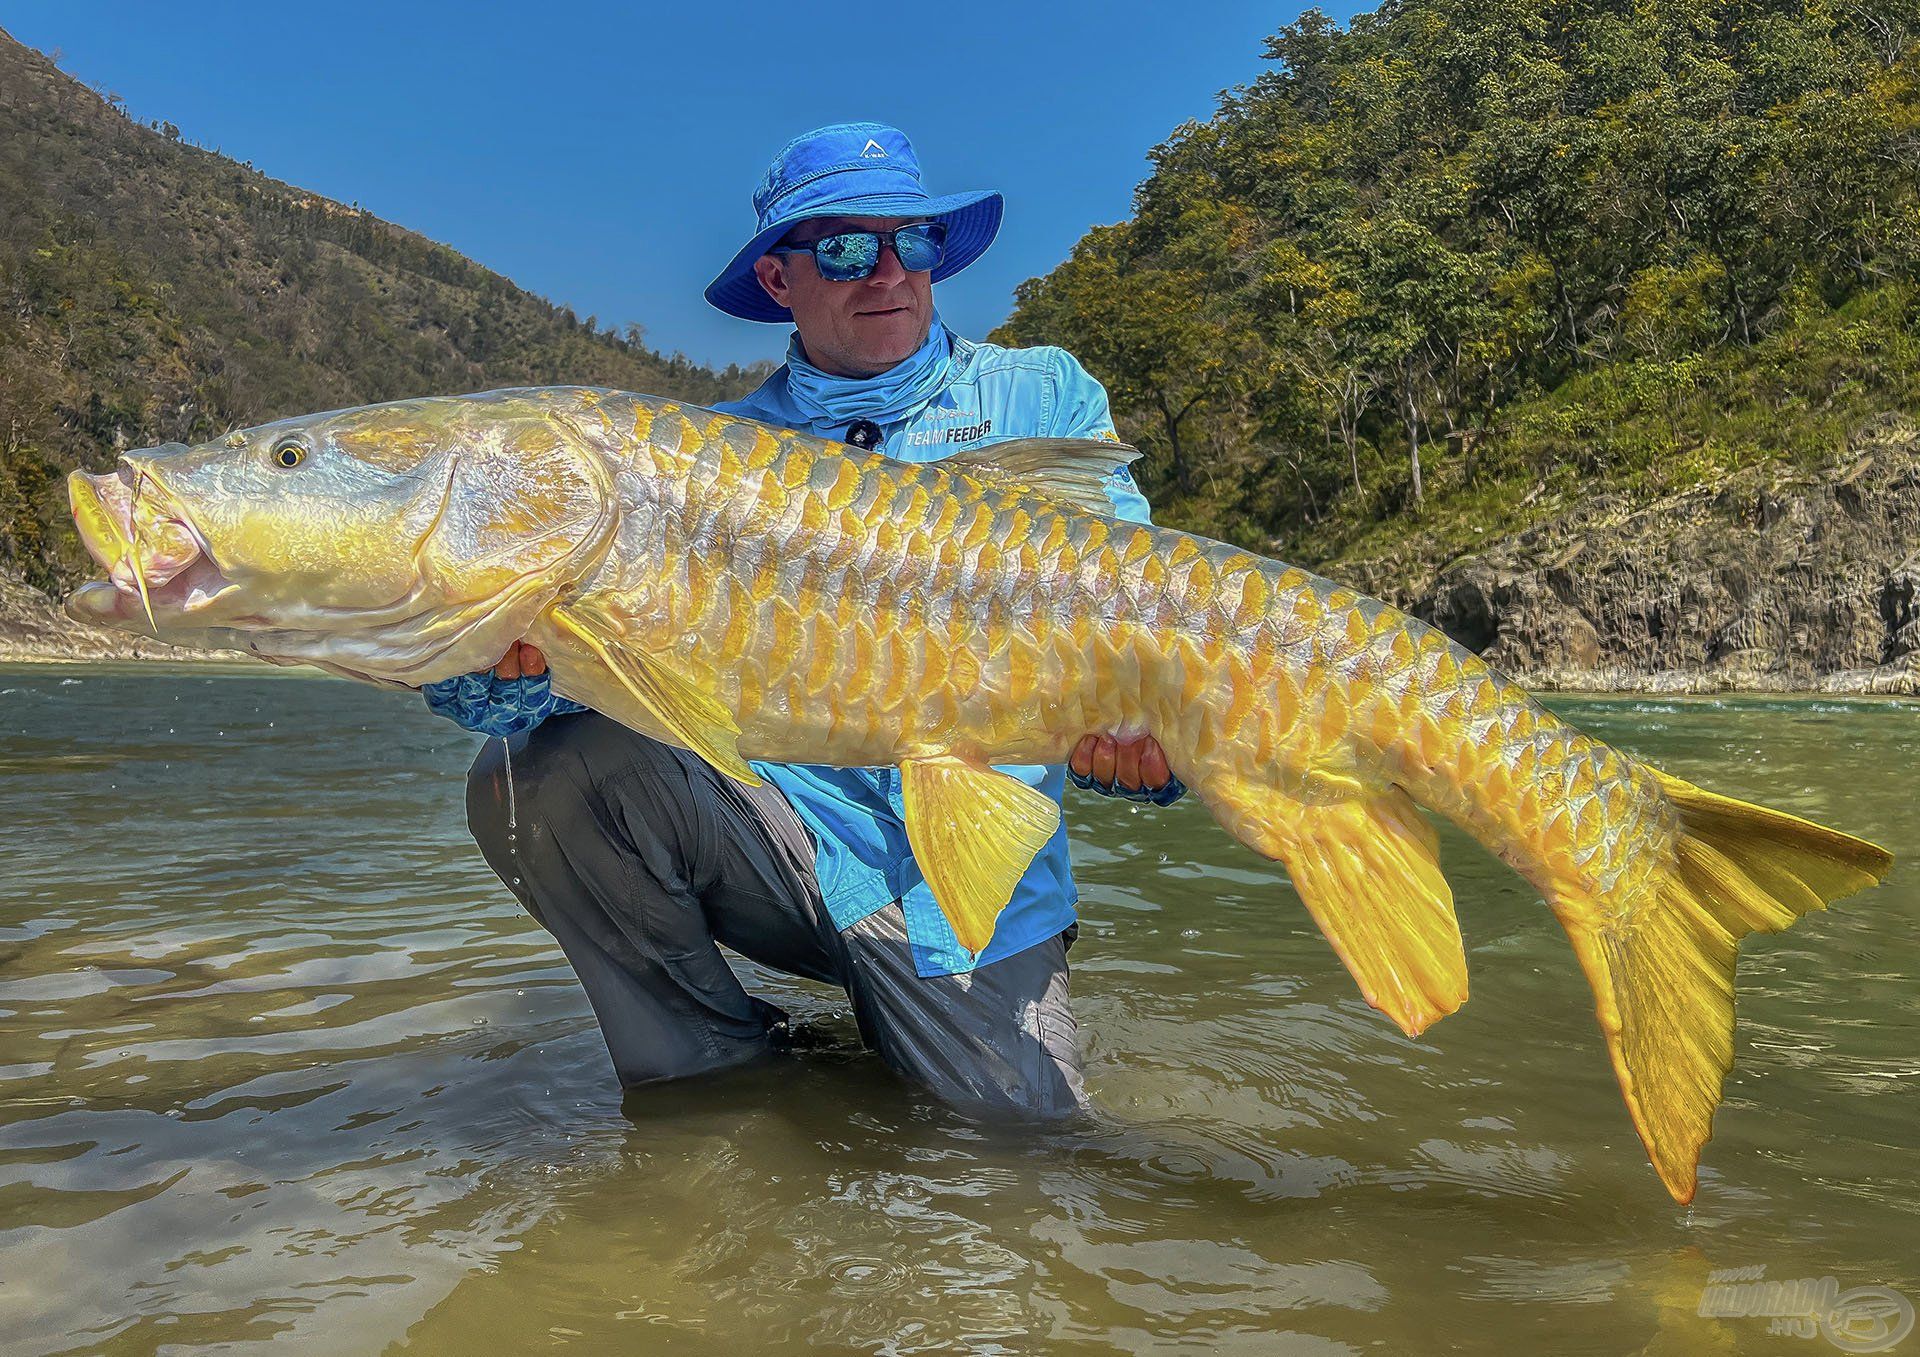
[1068,733,1182,805]
[421,639,574,737]
[493,640,547,679]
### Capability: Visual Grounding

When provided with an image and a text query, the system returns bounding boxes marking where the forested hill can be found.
[0,29,765,593]
[996,0,1919,586]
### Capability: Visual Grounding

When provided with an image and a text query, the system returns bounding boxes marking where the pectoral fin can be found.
[900,756,1062,955]
[1214,777,1466,1036]
[547,601,760,787]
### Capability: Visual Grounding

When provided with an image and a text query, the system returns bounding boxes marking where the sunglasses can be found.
[769,222,947,282]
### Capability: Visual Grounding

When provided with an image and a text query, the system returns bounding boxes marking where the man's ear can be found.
[753,255,792,308]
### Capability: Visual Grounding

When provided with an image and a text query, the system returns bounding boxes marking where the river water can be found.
[0,665,1913,1355]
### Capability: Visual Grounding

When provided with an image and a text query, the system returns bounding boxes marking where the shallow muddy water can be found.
[0,665,1914,1354]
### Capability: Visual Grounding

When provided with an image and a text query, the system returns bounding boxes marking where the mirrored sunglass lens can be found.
[893,225,944,272]
[813,232,880,280]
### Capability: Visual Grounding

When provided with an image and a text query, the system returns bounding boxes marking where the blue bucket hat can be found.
[705,121,1003,323]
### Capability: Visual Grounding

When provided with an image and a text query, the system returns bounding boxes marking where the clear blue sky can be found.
[7,2,1358,370]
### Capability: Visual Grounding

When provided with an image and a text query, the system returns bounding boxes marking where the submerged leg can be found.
[466,713,841,1086]
[838,904,1087,1118]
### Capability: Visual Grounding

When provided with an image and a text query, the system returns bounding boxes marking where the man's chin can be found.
[848,316,929,370]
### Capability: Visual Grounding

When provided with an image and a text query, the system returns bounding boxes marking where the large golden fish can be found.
[65,387,1890,1202]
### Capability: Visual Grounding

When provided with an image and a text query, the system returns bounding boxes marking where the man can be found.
[426,122,1181,1114]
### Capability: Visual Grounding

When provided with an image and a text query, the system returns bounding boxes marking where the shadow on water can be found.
[0,669,1915,1354]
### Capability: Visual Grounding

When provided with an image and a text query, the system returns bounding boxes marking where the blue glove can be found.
[421,668,589,737]
[1069,765,1187,807]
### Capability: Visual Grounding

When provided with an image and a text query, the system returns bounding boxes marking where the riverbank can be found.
[0,574,207,663]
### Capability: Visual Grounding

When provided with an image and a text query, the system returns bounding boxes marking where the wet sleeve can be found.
[1048,349,1153,527]
[421,669,589,737]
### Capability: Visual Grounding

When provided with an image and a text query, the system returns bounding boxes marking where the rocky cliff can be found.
[1376,420,1920,693]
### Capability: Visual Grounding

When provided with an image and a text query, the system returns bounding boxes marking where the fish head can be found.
[65,389,619,685]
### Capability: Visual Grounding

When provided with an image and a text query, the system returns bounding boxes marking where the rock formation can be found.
[1402,422,1920,692]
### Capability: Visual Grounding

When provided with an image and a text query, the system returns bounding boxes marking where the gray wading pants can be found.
[466,712,1087,1115]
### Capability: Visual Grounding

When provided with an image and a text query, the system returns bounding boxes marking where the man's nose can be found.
[866,241,909,284]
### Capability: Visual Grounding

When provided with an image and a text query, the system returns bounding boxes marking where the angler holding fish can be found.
[422,123,1172,1114]
[65,123,1892,1203]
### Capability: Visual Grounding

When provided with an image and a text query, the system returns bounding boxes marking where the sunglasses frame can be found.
[769,222,948,282]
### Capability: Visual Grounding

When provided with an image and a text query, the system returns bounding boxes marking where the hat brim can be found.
[704,190,1003,323]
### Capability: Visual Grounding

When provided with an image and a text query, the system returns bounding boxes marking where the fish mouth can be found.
[67,464,234,629]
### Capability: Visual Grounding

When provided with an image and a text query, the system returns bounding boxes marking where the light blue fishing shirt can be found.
[715,323,1156,977]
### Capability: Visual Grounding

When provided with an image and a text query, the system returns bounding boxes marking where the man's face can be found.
[752,215,935,378]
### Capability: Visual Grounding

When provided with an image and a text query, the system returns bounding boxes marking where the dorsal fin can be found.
[934,436,1144,515]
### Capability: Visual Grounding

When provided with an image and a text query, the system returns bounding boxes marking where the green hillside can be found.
[0,30,765,593]
[996,0,1919,584]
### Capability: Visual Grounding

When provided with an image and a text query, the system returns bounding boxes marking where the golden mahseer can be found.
[65,387,1891,1203]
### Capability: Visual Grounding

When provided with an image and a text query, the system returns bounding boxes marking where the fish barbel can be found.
[65,387,1890,1202]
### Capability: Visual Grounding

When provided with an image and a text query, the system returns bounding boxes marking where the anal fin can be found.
[900,756,1062,955]
[1214,777,1466,1036]
[546,601,760,787]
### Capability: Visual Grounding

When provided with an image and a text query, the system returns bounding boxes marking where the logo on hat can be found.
[860,138,887,158]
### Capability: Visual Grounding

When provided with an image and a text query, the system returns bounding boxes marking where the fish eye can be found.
[272,440,307,468]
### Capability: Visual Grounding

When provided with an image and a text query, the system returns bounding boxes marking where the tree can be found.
[999,0,1916,554]
[999,225,1237,495]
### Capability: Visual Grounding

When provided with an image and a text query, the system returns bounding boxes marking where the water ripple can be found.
[0,667,1914,1354]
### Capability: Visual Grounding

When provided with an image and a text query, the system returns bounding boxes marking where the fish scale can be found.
[597,404,1666,901]
[63,385,1891,1204]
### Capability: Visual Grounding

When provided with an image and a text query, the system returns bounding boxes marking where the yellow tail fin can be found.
[1557,768,1891,1203]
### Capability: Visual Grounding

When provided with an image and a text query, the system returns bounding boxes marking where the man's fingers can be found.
[1073,731,1176,795]
[491,640,546,681]
[1091,734,1117,786]
[1139,738,1172,789]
